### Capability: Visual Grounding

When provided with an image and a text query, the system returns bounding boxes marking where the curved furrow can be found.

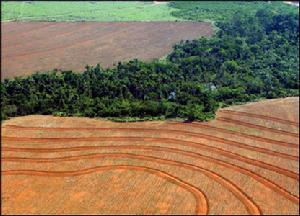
[2,154,262,215]
[2,144,299,204]
[217,117,299,138]
[169,122,298,148]
[3,125,299,160]
[2,136,299,180]
[2,164,208,215]
[218,110,299,127]
[5,124,299,149]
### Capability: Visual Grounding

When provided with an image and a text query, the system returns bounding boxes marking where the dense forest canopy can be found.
[169,1,299,22]
[1,9,299,122]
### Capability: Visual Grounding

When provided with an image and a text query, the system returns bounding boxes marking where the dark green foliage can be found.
[169,1,299,22]
[1,9,299,122]
[168,9,299,104]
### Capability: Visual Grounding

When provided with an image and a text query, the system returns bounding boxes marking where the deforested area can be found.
[2,97,299,215]
[1,8,299,122]
[1,1,299,215]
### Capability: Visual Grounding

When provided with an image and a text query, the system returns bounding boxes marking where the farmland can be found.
[2,97,299,214]
[1,21,213,79]
[1,1,178,22]
[2,8,298,122]
[1,1,299,214]
[2,1,298,22]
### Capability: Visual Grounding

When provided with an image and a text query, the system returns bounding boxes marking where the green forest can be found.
[1,8,299,122]
[169,1,298,22]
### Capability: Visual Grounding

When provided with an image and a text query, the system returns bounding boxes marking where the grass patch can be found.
[2,1,181,21]
[2,1,297,23]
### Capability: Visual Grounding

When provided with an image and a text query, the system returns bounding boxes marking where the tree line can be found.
[1,9,299,122]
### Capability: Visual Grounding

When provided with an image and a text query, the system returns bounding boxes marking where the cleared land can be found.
[2,97,299,215]
[2,1,297,22]
[1,21,213,79]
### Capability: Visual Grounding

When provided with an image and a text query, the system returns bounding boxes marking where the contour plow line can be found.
[2,136,299,180]
[218,110,299,127]
[216,117,299,138]
[5,124,298,148]
[2,155,262,215]
[2,164,208,215]
[3,126,299,160]
[2,144,299,204]
[170,122,299,147]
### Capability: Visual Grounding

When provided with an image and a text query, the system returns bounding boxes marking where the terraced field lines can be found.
[3,135,299,180]
[4,125,298,160]
[6,123,299,148]
[217,117,299,138]
[3,145,298,203]
[2,98,299,214]
[3,165,209,215]
[3,153,263,215]
[172,122,298,148]
[219,110,299,127]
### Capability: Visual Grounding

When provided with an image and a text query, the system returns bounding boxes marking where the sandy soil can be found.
[1,21,213,80]
[1,97,299,215]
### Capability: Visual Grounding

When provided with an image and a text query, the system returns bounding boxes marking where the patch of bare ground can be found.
[1,21,213,80]
[1,97,299,214]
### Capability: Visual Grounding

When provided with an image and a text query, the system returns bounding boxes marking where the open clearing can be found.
[1,21,213,79]
[2,97,299,215]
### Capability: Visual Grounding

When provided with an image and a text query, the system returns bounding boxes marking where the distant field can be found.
[1,21,213,79]
[2,97,299,214]
[2,1,298,22]
[1,1,179,21]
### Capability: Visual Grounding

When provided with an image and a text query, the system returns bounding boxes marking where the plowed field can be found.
[1,21,213,79]
[2,97,299,215]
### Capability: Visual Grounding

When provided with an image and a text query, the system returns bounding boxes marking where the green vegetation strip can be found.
[2,1,179,22]
[2,1,298,22]
[1,8,298,122]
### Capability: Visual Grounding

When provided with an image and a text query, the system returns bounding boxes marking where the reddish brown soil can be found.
[1,21,213,79]
[1,97,299,215]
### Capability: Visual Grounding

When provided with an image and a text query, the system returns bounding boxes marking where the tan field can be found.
[1,21,213,80]
[1,97,299,215]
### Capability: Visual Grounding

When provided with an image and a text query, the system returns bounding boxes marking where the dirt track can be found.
[2,97,299,214]
[1,21,213,79]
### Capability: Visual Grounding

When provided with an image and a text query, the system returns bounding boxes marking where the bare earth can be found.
[1,21,213,80]
[1,97,299,215]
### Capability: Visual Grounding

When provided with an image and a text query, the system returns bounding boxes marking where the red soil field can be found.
[1,97,299,215]
[1,21,213,80]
